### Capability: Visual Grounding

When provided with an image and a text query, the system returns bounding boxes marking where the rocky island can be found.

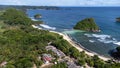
[34,14,42,19]
[74,18,100,32]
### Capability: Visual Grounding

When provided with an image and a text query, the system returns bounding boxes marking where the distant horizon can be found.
[0,0,120,7]
[1,4,120,7]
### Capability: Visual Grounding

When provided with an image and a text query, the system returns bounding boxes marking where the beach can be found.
[50,31,111,61]
[32,25,111,61]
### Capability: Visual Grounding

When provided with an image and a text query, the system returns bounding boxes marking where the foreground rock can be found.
[74,18,100,32]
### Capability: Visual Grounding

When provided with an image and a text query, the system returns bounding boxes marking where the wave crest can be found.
[84,33,119,45]
[40,24,56,30]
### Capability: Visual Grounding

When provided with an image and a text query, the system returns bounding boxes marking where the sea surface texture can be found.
[27,7,120,57]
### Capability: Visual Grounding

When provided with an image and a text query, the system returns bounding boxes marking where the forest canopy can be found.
[0,8,32,26]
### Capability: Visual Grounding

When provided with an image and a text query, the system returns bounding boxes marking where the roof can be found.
[42,54,52,61]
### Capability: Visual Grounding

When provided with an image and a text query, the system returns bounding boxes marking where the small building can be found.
[42,54,52,64]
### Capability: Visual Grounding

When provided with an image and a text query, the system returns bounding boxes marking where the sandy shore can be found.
[32,25,111,61]
[50,31,111,61]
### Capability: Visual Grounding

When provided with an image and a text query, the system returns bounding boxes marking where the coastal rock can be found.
[116,17,120,22]
[73,18,100,32]
[32,20,44,25]
[34,14,42,19]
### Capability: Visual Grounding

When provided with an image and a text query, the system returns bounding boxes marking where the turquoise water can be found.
[27,7,120,57]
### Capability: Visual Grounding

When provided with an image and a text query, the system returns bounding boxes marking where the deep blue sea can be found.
[27,7,120,57]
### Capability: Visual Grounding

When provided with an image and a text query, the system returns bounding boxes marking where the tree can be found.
[93,55,99,61]
[80,51,86,58]
[6,64,15,68]
[78,59,86,66]
[86,59,94,67]
[51,39,71,55]
[51,62,67,68]
[15,58,33,68]
[116,46,120,53]
[69,47,80,58]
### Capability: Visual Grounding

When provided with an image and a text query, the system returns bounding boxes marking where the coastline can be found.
[50,31,111,61]
[32,25,111,61]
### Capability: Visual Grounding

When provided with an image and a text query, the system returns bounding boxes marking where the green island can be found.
[74,18,100,32]
[34,14,42,19]
[0,8,120,68]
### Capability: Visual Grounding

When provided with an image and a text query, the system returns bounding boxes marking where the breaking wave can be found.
[114,42,120,46]
[89,40,95,43]
[29,17,38,21]
[84,33,119,45]
[40,24,56,30]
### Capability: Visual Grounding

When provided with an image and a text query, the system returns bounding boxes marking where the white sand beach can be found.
[32,25,111,61]
[50,31,111,61]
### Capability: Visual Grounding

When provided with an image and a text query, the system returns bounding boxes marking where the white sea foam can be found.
[40,24,56,30]
[113,38,116,41]
[31,18,38,21]
[98,39,117,44]
[92,34,111,39]
[84,34,93,37]
[30,17,38,21]
[84,33,118,44]
[89,40,95,43]
[84,33,111,40]
[114,42,120,46]
[32,25,42,29]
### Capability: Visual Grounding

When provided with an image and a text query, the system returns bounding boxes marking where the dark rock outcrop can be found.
[116,17,120,22]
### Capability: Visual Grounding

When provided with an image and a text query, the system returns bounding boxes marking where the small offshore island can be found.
[34,14,42,19]
[74,18,100,32]
[0,7,120,68]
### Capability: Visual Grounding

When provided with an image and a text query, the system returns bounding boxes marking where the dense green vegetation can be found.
[0,26,66,67]
[74,18,99,32]
[0,5,59,10]
[32,20,44,24]
[51,62,67,68]
[0,8,32,26]
[0,8,120,68]
[0,8,84,68]
[0,8,63,68]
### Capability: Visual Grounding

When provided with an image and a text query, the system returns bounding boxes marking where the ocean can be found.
[27,7,120,57]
